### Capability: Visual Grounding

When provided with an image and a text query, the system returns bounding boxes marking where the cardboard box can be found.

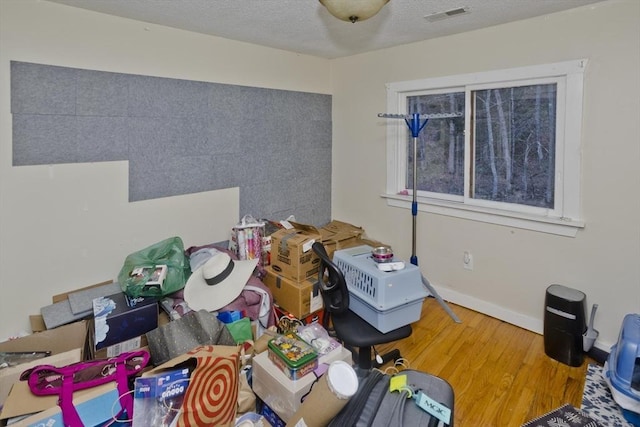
[270,222,321,282]
[320,220,365,237]
[0,320,88,358]
[4,383,124,427]
[0,348,82,409]
[252,346,352,421]
[28,315,46,333]
[93,334,148,360]
[319,220,365,259]
[0,321,88,408]
[87,311,169,360]
[93,292,158,351]
[263,266,323,319]
[273,306,324,333]
[0,322,87,355]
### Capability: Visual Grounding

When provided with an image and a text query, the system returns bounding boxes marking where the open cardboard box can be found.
[319,220,364,250]
[0,320,87,407]
[0,319,89,406]
[318,220,387,259]
[0,348,83,420]
[0,320,88,357]
[4,382,122,427]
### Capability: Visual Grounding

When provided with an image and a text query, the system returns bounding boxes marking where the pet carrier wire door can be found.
[378,112,462,323]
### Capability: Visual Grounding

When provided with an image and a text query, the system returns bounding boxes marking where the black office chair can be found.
[312,242,412,373]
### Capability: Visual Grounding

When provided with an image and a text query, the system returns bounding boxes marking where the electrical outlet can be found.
[463,251,473,270]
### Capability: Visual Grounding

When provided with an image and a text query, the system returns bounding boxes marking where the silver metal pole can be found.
[380,112,462,323]
[412,135,418,260]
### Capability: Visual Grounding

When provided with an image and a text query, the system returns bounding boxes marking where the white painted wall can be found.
[0,0,331,338]
[330,0,640,350]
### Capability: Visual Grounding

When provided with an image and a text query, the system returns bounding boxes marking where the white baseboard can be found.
[429,284,612,353]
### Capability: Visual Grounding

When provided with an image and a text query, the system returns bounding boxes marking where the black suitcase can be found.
[329,369,455,427]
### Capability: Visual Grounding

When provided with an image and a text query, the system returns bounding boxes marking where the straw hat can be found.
[184,251,258,312]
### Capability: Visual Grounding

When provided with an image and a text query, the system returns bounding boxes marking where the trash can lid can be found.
[547,284,585,301]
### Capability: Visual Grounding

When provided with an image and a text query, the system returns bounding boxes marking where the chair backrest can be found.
[312,242,350,315]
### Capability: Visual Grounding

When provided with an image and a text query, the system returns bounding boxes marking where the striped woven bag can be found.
[175,345,240,427]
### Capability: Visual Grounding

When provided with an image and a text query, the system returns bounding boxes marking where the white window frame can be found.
[382,60,587,237]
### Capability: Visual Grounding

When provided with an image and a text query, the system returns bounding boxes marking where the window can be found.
[382,60,586,236]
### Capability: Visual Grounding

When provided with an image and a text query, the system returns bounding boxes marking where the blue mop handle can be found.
[400,113,428,265]
[405,113,429,139]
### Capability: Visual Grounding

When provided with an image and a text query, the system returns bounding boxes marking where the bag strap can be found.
[23,350,149,426]
[57,360,135,427]
[115,357,134,421]
[60,373,81,426]
[328,369,388,427]
[25,350,149,395]
[386,388,411,426]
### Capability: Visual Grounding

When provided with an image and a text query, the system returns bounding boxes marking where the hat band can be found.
[205,259,235,286]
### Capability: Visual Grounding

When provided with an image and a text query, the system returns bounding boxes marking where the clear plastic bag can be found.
[296,323,335,355]
[117,236,189,298]
[229,215,266,265]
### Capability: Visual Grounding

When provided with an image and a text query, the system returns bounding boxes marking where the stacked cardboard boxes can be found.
[264,220,385,323]
[264,222,324,321]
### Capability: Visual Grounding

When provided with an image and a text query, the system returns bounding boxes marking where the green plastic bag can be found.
[225,317,253,344]
[118,236,189,298]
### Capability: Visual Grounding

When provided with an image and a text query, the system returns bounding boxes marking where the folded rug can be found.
[581,363,634,427]
[521,403,601,427]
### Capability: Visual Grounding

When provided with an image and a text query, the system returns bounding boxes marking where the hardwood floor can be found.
[375,297,599,427]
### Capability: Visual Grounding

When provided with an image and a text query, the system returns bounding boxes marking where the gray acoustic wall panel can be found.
[10,61,332,226]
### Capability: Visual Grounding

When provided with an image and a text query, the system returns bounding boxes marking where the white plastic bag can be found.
[229,215,266,265]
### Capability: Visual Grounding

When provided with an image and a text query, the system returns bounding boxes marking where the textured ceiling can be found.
[44,0,606,59]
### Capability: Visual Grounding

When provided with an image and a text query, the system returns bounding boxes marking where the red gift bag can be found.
[143,345,241,427]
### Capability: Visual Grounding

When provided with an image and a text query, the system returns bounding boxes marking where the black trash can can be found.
[543,284,586,367]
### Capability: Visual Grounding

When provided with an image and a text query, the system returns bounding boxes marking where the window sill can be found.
[381,193,584,237]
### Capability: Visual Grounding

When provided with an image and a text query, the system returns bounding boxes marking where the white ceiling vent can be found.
[424,7,470,22]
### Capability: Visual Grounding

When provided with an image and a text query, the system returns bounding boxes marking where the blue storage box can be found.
[93,292,158,351]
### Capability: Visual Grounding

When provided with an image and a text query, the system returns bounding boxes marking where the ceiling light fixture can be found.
[320,0,390,23]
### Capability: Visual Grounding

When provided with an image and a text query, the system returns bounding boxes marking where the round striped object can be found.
[177,345,239,426]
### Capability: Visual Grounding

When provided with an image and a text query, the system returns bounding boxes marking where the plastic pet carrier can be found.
[333,246,428,333]
[603,313,640,424]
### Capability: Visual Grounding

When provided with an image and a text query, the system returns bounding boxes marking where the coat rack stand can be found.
[378,112,462,323]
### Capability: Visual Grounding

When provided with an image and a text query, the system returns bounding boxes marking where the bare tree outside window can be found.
[407,92,465,196]
[407,83,556,210]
